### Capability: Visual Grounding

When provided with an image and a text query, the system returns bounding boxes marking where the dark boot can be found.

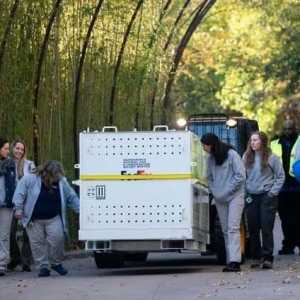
[222,262,241,272]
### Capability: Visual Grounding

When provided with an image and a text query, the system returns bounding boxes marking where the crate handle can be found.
[153,125,169,131]
[102,126,118,132]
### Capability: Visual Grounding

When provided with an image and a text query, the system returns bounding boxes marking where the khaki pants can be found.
[26,215,64,271]
[0,207,13,272]
[215,193,245,263]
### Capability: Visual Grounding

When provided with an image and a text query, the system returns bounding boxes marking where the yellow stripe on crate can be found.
[79,174,205,183]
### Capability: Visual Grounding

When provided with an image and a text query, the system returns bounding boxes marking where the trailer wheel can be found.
[124,252,148,262]
[214,218,226,265]
[94,252,124,269]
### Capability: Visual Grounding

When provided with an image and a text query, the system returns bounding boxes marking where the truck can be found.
[75,113,259,268]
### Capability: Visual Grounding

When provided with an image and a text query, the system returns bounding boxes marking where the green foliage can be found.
[173,0,300,135]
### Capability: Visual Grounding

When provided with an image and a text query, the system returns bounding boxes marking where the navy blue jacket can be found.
[4,159,17,208]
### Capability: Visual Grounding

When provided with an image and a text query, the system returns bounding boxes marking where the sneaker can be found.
[7,261,20,270]
[38,267,51,277]
[222,262,241,272]
[51,264,68,275]
[251,259,261,269]
[278,248,294,255]
[22,265,32,272]
[261,260,273,269]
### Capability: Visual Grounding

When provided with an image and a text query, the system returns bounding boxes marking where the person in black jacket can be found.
[0,137,17,276]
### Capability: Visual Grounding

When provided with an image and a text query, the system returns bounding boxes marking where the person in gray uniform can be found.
[201,133,246,272]
[243,131,285,269]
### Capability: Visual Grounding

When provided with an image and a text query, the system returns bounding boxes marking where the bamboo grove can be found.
[0,0,216,171]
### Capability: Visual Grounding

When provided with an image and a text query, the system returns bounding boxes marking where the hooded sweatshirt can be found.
[242,152,285,197]
[206,149,246,202]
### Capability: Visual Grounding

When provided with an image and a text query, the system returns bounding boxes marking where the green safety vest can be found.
[270,136,300,177]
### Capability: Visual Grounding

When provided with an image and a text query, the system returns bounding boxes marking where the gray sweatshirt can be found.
[242,152,285,197]
[206,149,246,201]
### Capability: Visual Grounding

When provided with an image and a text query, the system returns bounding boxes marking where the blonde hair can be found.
[10,139,27,179]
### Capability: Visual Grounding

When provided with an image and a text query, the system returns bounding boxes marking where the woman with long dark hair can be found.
[201,133,245,272]
[243,131,284,269]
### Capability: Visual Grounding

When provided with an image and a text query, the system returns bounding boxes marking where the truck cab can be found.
[186,113,259,264]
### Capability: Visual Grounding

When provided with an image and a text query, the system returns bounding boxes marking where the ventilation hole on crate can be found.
[157,205,160,208]
[143,220,145,222]
[128,220,130,223]
[157,220,160,222]
[179,220,182,222]
[142,213,145,215]
[164,220,167,222]
[150,220,152,222]
[172,220,174,222]
[113,221,116,223]
[135,220,138,223]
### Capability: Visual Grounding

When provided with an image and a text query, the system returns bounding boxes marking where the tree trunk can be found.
[33,0,62,165]
[72,0,105,173]
[109,0,144,126]
[162,0,217,125]
[0,0,20,74]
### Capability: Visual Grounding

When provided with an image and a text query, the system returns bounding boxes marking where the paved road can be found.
[1,216,300,300]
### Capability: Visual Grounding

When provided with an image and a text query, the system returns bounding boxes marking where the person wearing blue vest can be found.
[270,120,300,255]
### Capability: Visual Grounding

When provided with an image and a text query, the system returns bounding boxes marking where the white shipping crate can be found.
[78,179,209,243]
[78,130,207,182]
